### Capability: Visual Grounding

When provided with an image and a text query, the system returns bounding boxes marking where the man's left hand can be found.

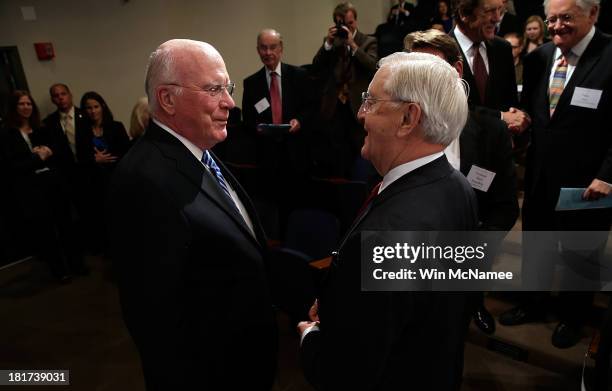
[289,119,301,133]
[583,178,612,200]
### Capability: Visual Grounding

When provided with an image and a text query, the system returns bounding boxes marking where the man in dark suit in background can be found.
[500,0,612,348]
[43,83,88,161]
[311,1,377,177]
[451,0,530,134]
[496,0,520,36]
[108,39,277,390]
[405,29,519,335]
[299,52,478,390]
[243,28,313,227]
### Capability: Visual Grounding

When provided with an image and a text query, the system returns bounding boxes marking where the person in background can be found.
[311,1,377,177]
[497,0,520,36]
[77,91,129,254]
[500,0,612,349]
[1,90,85,281]
[522,15,549,55]
[128,96,149,141]
[431,0,454,33]
[504,31,524,84]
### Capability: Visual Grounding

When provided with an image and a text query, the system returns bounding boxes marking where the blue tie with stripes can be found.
[202,151,235,206]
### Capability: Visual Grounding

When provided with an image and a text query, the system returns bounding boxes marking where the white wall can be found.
[0,0,390,126]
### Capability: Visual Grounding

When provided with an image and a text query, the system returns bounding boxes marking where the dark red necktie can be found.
[356,181,382,219]
[472,43,488,104]
[269,72,282,124]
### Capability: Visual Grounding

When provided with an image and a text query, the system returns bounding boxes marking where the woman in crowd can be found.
[128,96,149,142]
[1,91,80,281]
[431,1,453,33]
[522,15,548,56]
[77,91,129,253]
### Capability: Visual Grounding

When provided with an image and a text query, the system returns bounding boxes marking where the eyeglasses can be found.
[544,13,576,26]
[360,91,406,113]
[164,82,235,97]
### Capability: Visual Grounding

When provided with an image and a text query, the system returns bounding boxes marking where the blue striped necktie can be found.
[202,150,234,203]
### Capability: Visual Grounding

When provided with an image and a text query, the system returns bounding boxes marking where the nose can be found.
[357,107,366,123]
[219,89,235,110]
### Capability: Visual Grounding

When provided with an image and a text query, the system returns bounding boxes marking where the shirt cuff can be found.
[324,41,333,51]
[300,323,320,346]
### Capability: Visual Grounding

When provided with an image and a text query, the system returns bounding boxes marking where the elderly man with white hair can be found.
[108,39,277,390]
[298,51,478,391]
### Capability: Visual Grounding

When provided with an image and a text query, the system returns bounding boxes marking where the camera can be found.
[335,19,348,39]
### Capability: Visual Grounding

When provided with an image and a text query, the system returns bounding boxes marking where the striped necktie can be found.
[549,54,568,117]
[202,151,235,205]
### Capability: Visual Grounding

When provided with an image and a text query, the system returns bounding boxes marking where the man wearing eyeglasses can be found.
[500,0,612,349]
[451,0,530,134]
[298,52,477,390]
[242,29,314,231]
[107,39,277,390]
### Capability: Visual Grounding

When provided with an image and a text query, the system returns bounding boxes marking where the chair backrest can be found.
[285,208,340,260]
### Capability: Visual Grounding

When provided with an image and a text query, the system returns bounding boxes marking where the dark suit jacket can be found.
[521,29,612,229]
[42,107,87,169]
[496,12,520,37]
[313,30,378,117]
[242,63,314,174]
[300,156,478,390]
[460,112,519,231]
[108,122,277,390]
[451,32,519,118]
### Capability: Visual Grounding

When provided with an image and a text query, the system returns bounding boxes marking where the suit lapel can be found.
[147,124,263,248]
[554,31,606,117]
[280,63,289,121]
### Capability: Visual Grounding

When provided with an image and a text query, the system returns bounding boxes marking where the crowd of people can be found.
[1,0,611,389]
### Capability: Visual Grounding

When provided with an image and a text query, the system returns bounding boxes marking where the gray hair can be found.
[144,44,183,113]
[543,0,600,18]
[377,52,468,146]
[257,28,283,44]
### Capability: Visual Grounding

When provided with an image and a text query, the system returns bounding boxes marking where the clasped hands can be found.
[502,107,531,134]
[32,145,53,161]
[94,147,118,164]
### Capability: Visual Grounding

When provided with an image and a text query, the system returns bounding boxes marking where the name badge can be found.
[467,165,496,192]
[254,98,270,114]
[570,87,602,109]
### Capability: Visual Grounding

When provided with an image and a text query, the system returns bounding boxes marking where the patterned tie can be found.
[472,43,488,104]
[549,54,568,117]
[62,112,76,155]
[269,72,282,124]
[202,151,236,207]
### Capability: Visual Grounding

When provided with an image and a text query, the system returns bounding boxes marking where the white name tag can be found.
[570,87,602,109]
[467,165,496,192]
[254,97,270,114]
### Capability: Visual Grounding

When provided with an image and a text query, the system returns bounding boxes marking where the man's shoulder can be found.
[43,110,60,124]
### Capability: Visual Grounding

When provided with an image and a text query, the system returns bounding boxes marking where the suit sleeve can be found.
[353,36,378,72]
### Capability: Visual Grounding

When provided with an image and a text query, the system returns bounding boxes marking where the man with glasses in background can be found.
[299,52,477,390]
[108,39,277,389]
[500,0,612,349]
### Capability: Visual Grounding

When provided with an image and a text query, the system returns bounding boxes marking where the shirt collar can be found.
[379,152,445,193]
[454,25,482,55]
[557,25,596,60]
[267,62,282,77]
[153,118,204,162]
[61,106,75,119]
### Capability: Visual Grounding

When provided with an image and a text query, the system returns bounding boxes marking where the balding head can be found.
[144,39,235,149]
[256,29,283,70]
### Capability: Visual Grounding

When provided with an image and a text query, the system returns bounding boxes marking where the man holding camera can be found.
[311,1,377,177]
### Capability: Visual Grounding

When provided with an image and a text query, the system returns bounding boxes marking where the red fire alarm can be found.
[34,42,55,60]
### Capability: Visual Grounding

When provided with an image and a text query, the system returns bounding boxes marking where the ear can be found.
[397,102,421,138]
[454,60,464,78]
[156,85,176,115]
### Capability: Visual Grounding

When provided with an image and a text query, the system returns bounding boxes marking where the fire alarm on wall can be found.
[34,42,55,60]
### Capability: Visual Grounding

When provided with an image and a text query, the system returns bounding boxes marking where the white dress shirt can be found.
[548,26,595,89]
[454,26,490,74]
